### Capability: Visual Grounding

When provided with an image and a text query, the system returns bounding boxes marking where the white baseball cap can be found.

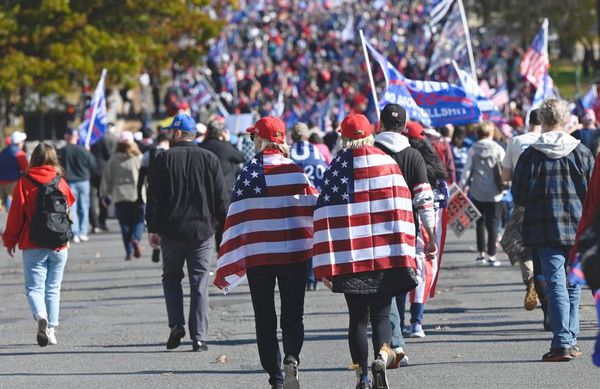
[11,131,27,145]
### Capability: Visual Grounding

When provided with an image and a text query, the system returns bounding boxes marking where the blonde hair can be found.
[341,135,374,149]
[115,141,141,157]
[477,122,496,139]
[539,98,571,131]
[29,143,64,177]
[254,136,290,157]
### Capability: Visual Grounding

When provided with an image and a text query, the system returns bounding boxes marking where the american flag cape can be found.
[519,19,549,88]
[409,181,449,303]
[312,146,416,279]
[214,150,319,293]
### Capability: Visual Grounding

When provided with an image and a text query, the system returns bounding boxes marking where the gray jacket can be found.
[459,139,505,203]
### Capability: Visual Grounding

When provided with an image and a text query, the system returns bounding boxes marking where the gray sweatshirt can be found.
[459,139,506,203]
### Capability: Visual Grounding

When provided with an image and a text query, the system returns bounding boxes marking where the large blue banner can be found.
[366,41,480,127]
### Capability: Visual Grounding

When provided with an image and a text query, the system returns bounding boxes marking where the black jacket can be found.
[58,144,96,182]
[199,138,245,196]
[146,142,228,241]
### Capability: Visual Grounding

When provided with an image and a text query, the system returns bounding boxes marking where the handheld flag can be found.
[429,1,465,75]
[519,19,549,88]
[80,69,107,148]
[429,0,455,26]
[580,85,598,110]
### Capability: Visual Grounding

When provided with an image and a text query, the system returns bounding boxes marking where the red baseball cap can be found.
[404,121,425,140]
[246,116,286,144]
[340,113,372,140]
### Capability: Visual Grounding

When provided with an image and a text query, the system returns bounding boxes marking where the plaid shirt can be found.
[512,144,594,247]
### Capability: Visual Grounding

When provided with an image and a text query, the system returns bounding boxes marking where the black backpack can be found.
[26,175,72,248]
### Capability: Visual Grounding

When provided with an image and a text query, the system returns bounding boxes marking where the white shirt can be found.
[501,132,541,171]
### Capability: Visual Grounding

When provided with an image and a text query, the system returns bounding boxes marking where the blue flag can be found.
[366,42,480,127]
[453,61,502,122]
[580,85,598,110]
[80,69,107,147]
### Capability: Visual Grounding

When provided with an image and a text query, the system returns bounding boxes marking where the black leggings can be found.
[344,293,393,374]
[472,199,501,256]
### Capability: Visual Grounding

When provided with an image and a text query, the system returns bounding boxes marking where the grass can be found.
[549,59,595,100]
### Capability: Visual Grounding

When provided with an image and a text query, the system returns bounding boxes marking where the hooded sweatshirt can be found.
[459,139,505,203]
[100,152,143,203]
[375,131,435,229]
[2,165,75,250]
[512,131,594,247]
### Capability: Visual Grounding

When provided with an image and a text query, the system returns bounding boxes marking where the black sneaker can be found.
[283,356,300,389]
[166,324,186,350]
[192,340,208,352]
[371,355,389,389]
[542,348,572,362]
[152,249,161,263]
[36,317,49,347]
[570,345,583,358]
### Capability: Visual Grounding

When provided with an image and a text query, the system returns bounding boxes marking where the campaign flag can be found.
[214,152,318,293]
[312,146,417,278]
[80,69,107,147]
[429,0,454,26]
[365,41,432,126]
[290,141,328,191]
[519,19,549,88]
[530,74,558,110]
[454,61,501,120]
[341,13,355,42]
[580,85,598,110]
[428,2,467,75]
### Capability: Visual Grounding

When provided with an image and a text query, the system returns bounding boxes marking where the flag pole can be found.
[359,29,380,120]
[457,0,477,83]
[85,68,107,149]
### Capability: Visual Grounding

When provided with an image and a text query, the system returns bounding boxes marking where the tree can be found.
[0,0,223,104]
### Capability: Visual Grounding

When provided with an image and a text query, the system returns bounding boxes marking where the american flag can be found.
[79,68,107,148]
[519,19,549,88]
[490,83,509,108]
[214,151,318,293]
[312,146,417,279]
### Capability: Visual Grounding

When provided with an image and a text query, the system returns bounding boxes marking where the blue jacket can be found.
[0,145,23,182]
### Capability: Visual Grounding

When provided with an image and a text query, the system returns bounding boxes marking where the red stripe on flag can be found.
[263,163,304,175]
[313,255,416,279]
[314,209,415,231]
[313,232,416,256]
[267,184,318,197]
[223,206,314,230]
[354,164,401,179]
[219,227,313,257]
[353,186,413,203]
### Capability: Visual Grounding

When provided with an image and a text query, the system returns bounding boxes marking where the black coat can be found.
[146,142,228,242]
[199,138,245,196]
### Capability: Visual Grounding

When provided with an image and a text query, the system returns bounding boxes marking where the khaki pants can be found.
[0,181,16,210]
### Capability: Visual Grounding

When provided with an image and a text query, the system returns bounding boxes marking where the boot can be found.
[535,279,552,332]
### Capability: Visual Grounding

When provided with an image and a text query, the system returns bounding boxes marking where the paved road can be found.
[0,219,598,388]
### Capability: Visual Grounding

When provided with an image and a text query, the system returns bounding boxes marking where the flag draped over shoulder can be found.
[214,151,319,293]
[79,69,107,147]
[312,146,416,279]
[519,19,549,88]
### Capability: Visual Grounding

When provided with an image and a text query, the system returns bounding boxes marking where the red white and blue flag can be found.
[214,151,318,293]
[519,19,549,88]
[79,69,107,147]
[312,146,417,279]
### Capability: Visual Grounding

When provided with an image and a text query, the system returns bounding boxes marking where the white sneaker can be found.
[72,235,81,243]
[400,355,410,367]
[79,235,89,242]
[47,328,57,345]
[488,256,501,267]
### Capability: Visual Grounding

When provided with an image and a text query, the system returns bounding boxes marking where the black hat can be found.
[381,104,407,131]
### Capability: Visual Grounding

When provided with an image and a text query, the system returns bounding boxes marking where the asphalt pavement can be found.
[0,218,598,388]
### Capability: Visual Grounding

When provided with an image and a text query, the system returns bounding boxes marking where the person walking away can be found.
[374,105,438,363]
[290,122,328,291]
[214,116,318,389]
[500,109,549,328]
[89,131,114,233]
[199,120,245,249]
[426,126,456,184]
[450,127,472,182]
[2,143,75,347]
[459,122,505,267]
[314,113,437,389]
[394,121,449,339]
[146,114,228,352]
[138,131,170,263]
[58,129,95,243]
[0,131,29,212]
[100,131,144,261]
[512,99,594,362]
[571,109,600,155]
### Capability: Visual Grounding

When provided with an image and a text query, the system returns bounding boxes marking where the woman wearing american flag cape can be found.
[312,113,437,389]
[214,116,318,389]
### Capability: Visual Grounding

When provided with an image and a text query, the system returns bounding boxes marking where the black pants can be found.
[89,179,108,229]
[472,199,502,256]
[246,262,307,386]
[344,292,393,374]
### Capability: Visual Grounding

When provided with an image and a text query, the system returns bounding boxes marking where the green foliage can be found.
[0,0,223,97]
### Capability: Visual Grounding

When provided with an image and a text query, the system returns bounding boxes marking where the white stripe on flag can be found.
[313,197,414,221]
[227,195,317,216]
[353,174,409,193]
[265,172,311,187]
[312,243,416,268]
[313,220,415,244]
[221,215,313,246]
[217,238,313,268]
[353,154,397,169]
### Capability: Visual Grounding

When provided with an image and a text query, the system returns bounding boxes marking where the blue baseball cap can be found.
[167,114,196,132]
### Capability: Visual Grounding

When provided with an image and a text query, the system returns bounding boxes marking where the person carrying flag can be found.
[313,113,437,389]
[214,116,318,389]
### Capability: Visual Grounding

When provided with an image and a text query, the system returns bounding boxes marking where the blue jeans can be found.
[22,248,68,328]
[69,180,90,236]
[389,297,406,348]
[537,246,581,349]
[114,201,145,257]
[395,293,425,325]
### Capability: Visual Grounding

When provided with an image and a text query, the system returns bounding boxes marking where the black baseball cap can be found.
[381,104,407,131]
